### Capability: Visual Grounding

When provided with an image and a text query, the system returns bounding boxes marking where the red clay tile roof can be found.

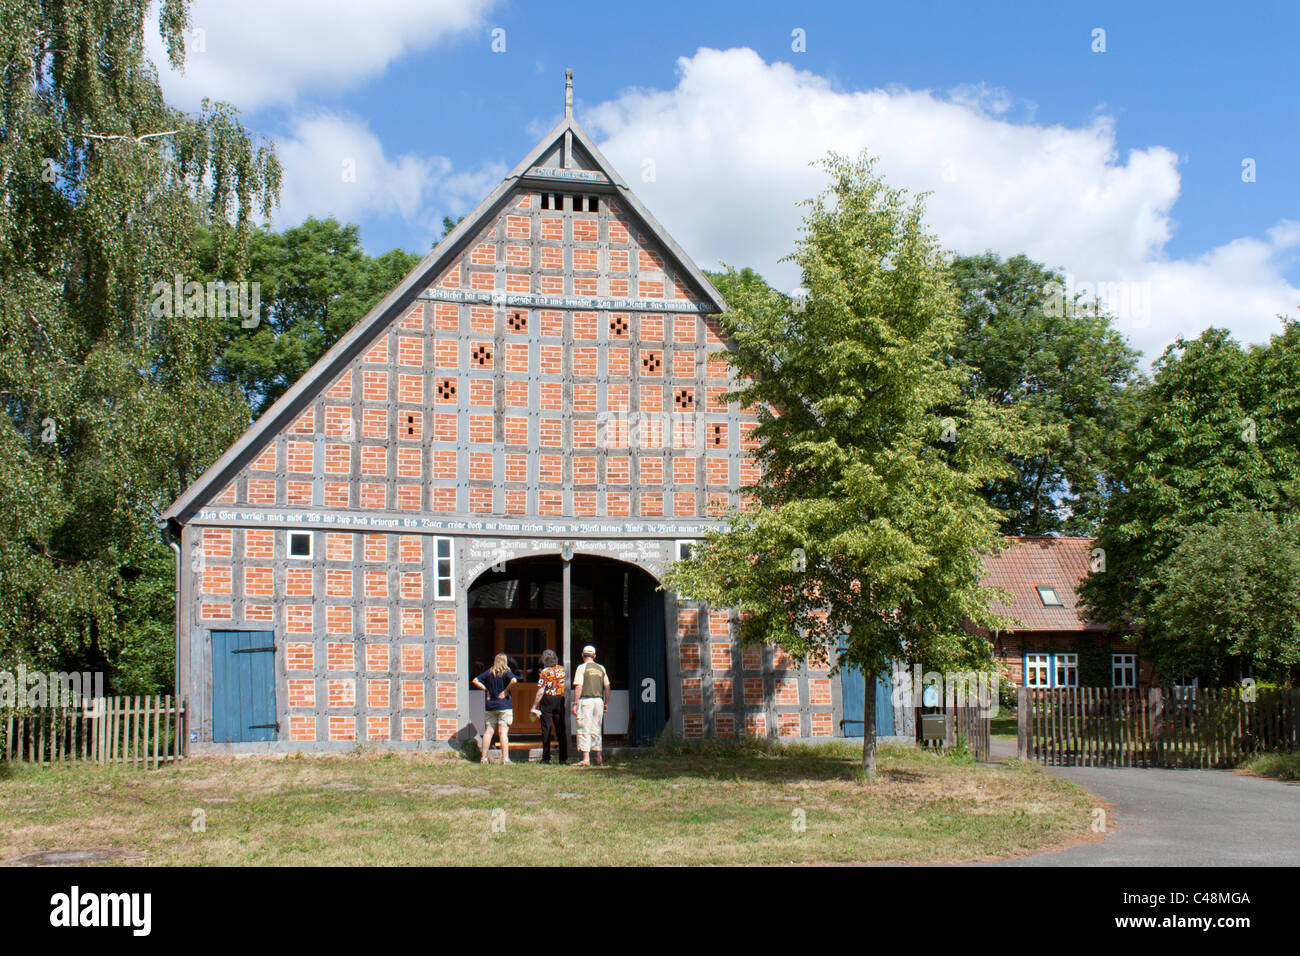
[980,536,1105,632]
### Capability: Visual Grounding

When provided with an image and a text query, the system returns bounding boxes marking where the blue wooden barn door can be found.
[627,570,668,746]
[838,646,896,737]
[212,630,278,742]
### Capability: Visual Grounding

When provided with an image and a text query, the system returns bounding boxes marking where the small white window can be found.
[1055,653,1078,688]
[287,531,312,560]
[434,536,454,600]
[1024,653,1051,688]
[675,540,695,562]
[1036,585,1064,606]
[1112,653,1136,688]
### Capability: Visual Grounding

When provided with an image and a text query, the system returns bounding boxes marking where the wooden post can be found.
[1016,686,1027,760]
[561,553,572,753]
[1037,688,1046,764]
[1291,689,1300,752]
[1109,688,1117,766]
[1083,687,1091,767]
[1051,688,1059,766]
[1148,687,1164,767]
[1206,686,1216,770]
[154,696,163,770]
[1077,687,1085,766]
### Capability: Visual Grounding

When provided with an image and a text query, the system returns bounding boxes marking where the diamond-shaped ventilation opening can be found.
[674,388,695,410]
[436,378,457,401]
[471,344,492,367]
[641,352,662,374]
[610,315,629,337]
[507,311,527,333]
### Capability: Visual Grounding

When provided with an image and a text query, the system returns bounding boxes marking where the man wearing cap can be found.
[570,645,610,766]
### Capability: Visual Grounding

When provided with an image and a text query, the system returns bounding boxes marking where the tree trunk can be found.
[861,669,877,778]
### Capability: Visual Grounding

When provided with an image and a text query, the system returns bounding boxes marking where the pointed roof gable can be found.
[162,98,729,527]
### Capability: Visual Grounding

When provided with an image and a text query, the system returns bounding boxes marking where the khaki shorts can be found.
[485,709,513,727]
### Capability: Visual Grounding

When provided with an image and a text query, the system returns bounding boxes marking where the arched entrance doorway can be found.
[465,554,669,747]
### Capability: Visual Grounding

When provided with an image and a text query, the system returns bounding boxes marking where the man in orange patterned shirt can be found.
[530,649,568,764]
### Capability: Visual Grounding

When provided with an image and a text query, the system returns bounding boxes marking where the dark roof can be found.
[980,536,1105,632]
[161,108,728,526]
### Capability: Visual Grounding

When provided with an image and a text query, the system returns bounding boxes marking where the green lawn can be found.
[991,709,1018,738]
[0,741,1096,865]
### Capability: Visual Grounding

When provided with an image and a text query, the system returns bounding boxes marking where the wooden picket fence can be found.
[1018,686,1299,768]
[2,696,186,768]
[948,705,991,762]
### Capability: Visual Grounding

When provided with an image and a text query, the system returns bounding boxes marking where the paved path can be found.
[988,738,1300,865]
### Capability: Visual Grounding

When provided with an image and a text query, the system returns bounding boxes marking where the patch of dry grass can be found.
[0,743,1097,865]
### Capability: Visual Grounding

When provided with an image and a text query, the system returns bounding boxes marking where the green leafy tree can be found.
[0,0,279,690]
[1081,327,1299,656]
[948,253,1141,535]
[1143,512,1300,683]
[440,215,464,240]
[666,154,1027,775]
[204,218,420,415]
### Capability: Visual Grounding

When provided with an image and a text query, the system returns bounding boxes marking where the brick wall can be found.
[190,527,460,745]
[993,630,1150,688]
[673,603,836,740]
[205,189,758,524]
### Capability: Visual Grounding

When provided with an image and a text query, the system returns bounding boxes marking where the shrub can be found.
[1240,751,1300,781]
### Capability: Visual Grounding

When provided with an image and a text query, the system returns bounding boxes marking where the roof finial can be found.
[564,69,573,119]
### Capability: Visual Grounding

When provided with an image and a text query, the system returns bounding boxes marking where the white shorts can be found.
[577,697,604,752]
[485,709,513,728]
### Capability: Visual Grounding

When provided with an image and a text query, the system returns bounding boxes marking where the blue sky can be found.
[149,0,1299,360]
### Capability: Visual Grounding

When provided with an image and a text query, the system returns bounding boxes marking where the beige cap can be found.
[582,645,596,656]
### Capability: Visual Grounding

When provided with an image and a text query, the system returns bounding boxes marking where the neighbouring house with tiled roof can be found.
[978,537,1150,690]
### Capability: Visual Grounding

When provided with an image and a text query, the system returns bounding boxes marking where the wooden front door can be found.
[494,619,556,735]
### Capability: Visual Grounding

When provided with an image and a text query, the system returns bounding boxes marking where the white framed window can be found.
[1112,653,1137,688]
[1036,585,1064,606]
[287,531,312,560]
[434,536,454,600]
[1024,653,1051,688]
[675,540,695,562]
[1055,653,1078,688]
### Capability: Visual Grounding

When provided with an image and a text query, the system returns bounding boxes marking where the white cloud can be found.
[272,112,505,242]
[145,0,494,110]
[946,81,1016,117]
[585,48,1300,361]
